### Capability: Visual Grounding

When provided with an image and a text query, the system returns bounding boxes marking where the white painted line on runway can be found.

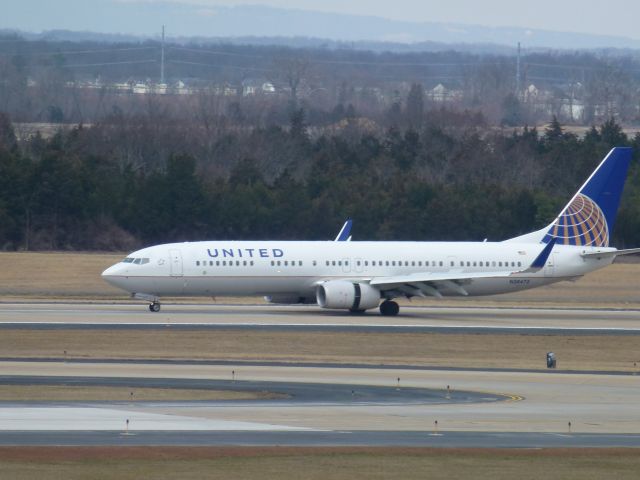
[2,321,640,332]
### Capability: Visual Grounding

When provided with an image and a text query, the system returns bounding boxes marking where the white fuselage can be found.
[101,240,614,299]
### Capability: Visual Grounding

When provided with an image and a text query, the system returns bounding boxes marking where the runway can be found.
[1,302,640,334]
[1,303,639,447]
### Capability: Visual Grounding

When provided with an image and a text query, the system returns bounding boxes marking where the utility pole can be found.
[160,25,165,85]
[516,41,521,98]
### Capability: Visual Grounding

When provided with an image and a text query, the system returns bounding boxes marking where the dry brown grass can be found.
[0,385,283,402]
[2,329,639,371]
[0,447,638,480]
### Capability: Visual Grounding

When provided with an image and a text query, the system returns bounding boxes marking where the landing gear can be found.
[149,302,161,313]
[379,300,399,316]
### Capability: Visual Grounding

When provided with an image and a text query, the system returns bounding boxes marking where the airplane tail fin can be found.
[506,147,633,246]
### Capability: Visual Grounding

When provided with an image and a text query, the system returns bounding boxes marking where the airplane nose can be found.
[101,264,125,288]
[101,264,118,278]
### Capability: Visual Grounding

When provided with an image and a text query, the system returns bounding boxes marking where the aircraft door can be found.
[544,253,555,277]
[169,249,184,277]
[342,258,351,273]
[354,258,363,273]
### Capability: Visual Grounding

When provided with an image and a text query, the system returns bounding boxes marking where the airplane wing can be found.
[368,238,557,298]
[369,270,519,297]
[580,247,640,259]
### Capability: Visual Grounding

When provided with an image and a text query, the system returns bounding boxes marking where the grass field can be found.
[0,251,638,306]
[0,385,283,402]
[0,447,639,480]
[3,329,639,371]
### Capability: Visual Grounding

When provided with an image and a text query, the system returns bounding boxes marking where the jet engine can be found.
[316,281,380,311]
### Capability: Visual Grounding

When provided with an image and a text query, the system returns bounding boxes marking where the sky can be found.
[124,0,640,40]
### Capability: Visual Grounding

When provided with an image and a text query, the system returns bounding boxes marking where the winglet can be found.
[525,237,557,272]
[334,218,353,242]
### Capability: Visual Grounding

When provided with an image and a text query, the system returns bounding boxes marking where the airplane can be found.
[102,147,640,316]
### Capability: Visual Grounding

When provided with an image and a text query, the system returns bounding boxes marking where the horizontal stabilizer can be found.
[580,247,640,259]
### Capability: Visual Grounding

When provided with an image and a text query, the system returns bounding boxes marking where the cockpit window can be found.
[123,257,150,265]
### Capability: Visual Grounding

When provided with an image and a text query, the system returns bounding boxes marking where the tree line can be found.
[1,110,639,251]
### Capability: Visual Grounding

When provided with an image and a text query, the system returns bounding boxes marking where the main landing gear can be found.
[149,302,161,312]
[379,300,399,316]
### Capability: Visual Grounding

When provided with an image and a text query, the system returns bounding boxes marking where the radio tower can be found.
[160,25,165,85]
[516,42,521,98]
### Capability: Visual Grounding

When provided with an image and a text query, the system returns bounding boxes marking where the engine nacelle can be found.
[264,295,315,305]
[316,281,380,311]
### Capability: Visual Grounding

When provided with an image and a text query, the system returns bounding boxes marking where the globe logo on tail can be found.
[545,193,609,247]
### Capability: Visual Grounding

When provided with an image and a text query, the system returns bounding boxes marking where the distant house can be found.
[428,84,462,102]
[132,83,148,95]
[242,79,276,96]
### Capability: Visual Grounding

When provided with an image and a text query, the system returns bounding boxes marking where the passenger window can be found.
[338,261,342,266]
[222,261,226,266]
[385,261,389,266]
[250,261,254,266]
[411,261,415,267]
[450,261,454,267]
[460,261,464,267]
[216,261,220,266]
[209,261,213,266]
[277,261,281,266]
[243,261,247,266]
[364,261,368,266]
[418,261,422,267]
[345,261,349,266]
[492,261,496,267]
[439,261,443,267]
[473,261,477,267]
[392,261,396,266]
[479,261,483,267]
[271,261,275,266]
[313,261,317,266]
[195,261,200,266]
[499,262,502,267]
[299,261,302,266]
[518,261,522,267]
[332,261,336,266]
[284,261,288,266]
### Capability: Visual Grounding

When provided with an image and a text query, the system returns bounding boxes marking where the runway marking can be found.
[2,321,640,333]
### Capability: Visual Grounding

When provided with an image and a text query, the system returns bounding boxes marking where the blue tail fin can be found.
[541,147,632,247]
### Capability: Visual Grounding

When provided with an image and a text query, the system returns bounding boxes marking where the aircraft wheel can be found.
[149,302,161,312]
[379,300,399,316]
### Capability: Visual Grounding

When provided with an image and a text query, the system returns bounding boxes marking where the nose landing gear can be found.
[148,302,161,312]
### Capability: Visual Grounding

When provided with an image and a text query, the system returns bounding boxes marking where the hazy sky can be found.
[125,0,640,40]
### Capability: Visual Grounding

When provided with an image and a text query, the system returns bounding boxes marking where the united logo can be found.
[544,193,609,247]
